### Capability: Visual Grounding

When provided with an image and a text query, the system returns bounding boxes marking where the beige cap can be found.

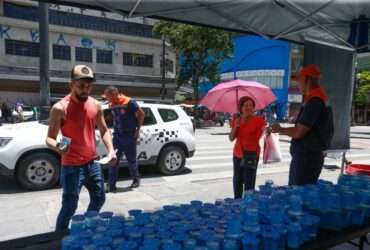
[71,65,95,81]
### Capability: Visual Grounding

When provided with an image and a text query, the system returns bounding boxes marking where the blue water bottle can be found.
[70,214,85,235]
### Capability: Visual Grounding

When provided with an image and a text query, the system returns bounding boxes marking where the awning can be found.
[40,0,370,50]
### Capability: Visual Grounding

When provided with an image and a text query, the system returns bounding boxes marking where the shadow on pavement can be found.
[0,165,193,195]
[351,131,370,135]
[0,176,40,195]
[210,132,229,135]
[323,165,340,171]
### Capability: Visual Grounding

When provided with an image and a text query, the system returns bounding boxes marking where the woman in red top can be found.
[229,97,266,198]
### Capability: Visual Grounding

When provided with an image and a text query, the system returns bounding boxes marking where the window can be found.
[103,107,156,127]
[97,49,113,64]
[143,107,157,125]
[5,39,39,57]
[160,59,174,73]
[76,47,92,62]
[123,52,153,67]
[158,109,179,122]
[53,44,71,60]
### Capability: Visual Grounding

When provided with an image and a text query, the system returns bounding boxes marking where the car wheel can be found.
[16,152,60,190]
[157,146,186,175]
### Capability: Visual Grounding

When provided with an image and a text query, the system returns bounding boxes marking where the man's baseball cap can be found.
[71,65,95,81]
[298,64,321,79]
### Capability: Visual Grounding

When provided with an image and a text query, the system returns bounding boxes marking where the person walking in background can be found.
[229,96,266,198]
[103,86,145,192]
[46,65,116,231]
[272,64,333,186]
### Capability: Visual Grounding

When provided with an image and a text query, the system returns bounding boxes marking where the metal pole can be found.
[39,2,50,120]
[340,151,347,175]
[161,38,166,100]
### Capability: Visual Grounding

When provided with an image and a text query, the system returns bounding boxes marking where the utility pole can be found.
[160,38,166,100]
[39,2,50,120]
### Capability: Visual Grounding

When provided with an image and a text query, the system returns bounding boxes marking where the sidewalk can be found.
[0,167,342,242]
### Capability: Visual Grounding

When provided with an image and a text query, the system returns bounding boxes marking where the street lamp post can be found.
[160,38,166,100]
[39,2,50,120]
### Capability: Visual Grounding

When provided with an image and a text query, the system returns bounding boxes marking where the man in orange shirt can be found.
[103,86,145,192]
[272,64,333,185]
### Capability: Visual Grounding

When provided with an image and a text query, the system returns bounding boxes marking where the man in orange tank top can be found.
[46,65,116,231]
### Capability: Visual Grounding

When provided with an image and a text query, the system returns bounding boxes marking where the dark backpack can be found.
[315,104,334,150]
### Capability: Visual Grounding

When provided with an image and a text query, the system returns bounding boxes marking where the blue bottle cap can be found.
[100,211,114,219]
[71,214,85,222]
[85,211,99,218]
[190,200,203,207]
[129,209,142,216]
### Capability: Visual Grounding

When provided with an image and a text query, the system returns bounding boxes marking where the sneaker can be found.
[130,179,140,188]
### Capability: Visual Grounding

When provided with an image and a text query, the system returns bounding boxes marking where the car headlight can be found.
[0,137,12,147]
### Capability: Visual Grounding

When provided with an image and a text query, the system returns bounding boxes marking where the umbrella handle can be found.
[236,88,239,112]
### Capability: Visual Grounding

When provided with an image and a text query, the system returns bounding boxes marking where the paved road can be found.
[0,126,369,245]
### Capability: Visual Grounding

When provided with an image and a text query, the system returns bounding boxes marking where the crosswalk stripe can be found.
[187,154,370,169]
[189,153,370,162]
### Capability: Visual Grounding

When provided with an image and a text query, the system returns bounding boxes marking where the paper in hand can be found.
[97,150,117,165]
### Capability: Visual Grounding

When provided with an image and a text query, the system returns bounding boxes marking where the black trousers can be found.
[233,156,258,199]
[289,151,324,186]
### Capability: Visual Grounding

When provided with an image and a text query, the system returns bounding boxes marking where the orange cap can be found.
[298,64,321,78]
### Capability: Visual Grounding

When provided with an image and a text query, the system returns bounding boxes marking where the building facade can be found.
[220,35,291,121]
[0,0,177,106]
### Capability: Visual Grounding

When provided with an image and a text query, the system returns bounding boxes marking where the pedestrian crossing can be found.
[182,127,370,181]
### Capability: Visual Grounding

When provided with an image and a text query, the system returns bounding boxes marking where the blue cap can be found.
[100,211,114,219]
[85,211,99,218]
[71,214,85,222]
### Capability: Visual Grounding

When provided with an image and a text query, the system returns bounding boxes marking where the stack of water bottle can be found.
[62,174,370,250]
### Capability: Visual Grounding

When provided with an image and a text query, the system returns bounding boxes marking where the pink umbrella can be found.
[200,79,276,113]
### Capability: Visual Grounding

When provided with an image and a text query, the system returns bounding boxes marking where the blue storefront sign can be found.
[200,35,291,121]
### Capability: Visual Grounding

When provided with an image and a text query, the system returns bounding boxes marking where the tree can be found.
[355,71,370,123]
[153,21,233,107]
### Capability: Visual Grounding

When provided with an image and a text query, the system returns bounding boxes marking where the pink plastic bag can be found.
[263,133,282,164]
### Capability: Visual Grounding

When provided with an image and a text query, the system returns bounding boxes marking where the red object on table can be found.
[346,164,370,176]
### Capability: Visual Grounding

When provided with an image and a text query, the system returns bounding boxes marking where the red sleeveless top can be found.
[59,95,98,166]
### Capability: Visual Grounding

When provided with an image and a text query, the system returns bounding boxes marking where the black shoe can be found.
[105,184,117,193]
[130,179,140,188]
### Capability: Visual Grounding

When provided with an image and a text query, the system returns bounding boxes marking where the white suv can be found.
[0,103,196,190]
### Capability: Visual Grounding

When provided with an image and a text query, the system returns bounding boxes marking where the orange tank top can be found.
[59,95,98,166]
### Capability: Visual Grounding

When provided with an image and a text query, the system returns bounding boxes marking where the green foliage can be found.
[355,71,370,105]
[153,21,234,100]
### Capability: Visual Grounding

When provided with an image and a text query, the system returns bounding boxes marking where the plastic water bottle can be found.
[287,222,301,249]
[162,242,181,250]
[223,239,238,250]
[288,195,303,216]
[61,235,75,250]
[207,240,220,250]
[261,226,279,250]
[83,244,97,250]
[70,215,85,235]
[226,218,241,239]
[269,205,285,225]
[69,239,88,250]
[183,238,196,250]
[112,238,126,249]
[99,211,114,223]
[84,211,99,229]
[242,233,259,250]
[342,191,356,210]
